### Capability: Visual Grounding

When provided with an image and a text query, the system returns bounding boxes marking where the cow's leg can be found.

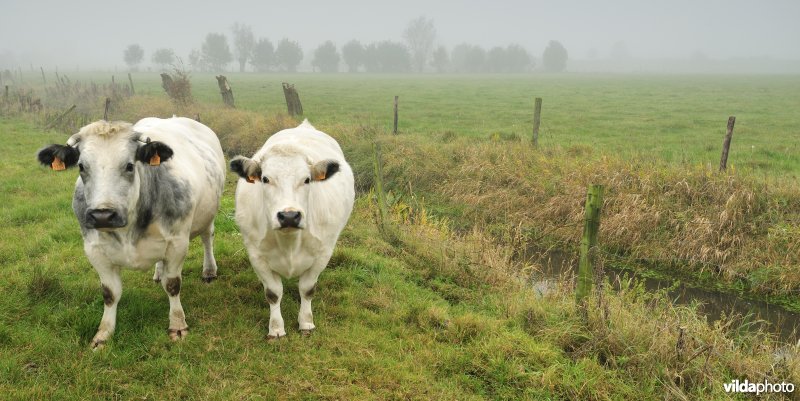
[161,241,189,340]
[297,267,324,335]
[152,260,163,283]
[251,259,285,339]
[200,224,218,283]
[91,263,122,350]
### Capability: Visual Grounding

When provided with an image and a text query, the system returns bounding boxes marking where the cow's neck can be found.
[271,229,303,253]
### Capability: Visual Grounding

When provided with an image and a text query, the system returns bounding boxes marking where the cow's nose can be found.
[86,208,119,228]
[277,211,301,228]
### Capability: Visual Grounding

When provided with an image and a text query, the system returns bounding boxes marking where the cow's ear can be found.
[136,141,174,166]
[37,144,80,171]
[230,156,261,183]
[310,159,340,182]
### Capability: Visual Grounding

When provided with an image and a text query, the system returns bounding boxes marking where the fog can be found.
[2,0,799,73]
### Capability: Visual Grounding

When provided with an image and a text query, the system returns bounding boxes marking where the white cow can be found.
[230,120,354,338]
[37,117,225,348]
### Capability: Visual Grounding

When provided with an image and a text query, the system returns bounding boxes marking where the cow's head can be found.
[37,121,174,230]
[230,151,339,231]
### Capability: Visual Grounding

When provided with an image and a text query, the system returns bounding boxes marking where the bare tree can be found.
[231,23,255,72]
[403,16,436,73]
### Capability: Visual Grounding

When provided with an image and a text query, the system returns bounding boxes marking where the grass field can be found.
[2,72,800,399]
[28,71,800,175]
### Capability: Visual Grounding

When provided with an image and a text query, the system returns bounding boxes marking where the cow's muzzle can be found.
[86,208,127,229]
[277,210,302,229]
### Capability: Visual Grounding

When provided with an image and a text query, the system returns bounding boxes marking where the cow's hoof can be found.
[90,339,106,351]
[201,275,216,284]
[266,333,286,341]
[299,328,315,337]
[168,328,189,341]
[153,277,161,284]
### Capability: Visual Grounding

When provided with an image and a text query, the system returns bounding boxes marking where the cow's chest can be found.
[87,226,169,270]
[264,247,317,278]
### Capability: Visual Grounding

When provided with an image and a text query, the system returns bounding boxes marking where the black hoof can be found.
[201,275,216,283]
[300,329,315,337]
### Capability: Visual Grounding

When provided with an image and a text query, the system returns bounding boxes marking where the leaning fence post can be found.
[45,104,77,130]
[393,95,399,135]
[576,184,604,303]
[40,67,46,84]
[719,116,736,172]
[215,75,235,108]
[532,97,542,146]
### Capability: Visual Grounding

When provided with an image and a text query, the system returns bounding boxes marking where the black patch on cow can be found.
[133,165,192,241]
[311,160,340,182]
[229,156,261,181]
[37,144,80,168]
[102,285,114,306]
[72,180,89,233]
[135,141,174,165]
[265,288,279,304]
[165,277,181,297]
[305,284,316,299]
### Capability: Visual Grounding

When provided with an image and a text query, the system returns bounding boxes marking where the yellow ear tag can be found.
[315,172,326,181]
[51,156,66,171]
[246,175,258,183]
[149,152,161,166]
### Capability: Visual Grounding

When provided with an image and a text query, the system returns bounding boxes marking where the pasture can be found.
[2,72,800,399]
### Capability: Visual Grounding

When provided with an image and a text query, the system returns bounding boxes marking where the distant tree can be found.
[151,48,175,71]
[430,45,449,73]
[201,33,232,72]
[610,41,630,60]
[363,41,411,73]
[486,46,507,73]
[275,38,303,72]
[505,44,532,72]
[231,23,255,72]
[341,40,364,73]
[542,40,568,72]
[312,41,340,73]
[250,38,275,72]
[451,43,486,73]
[403,16,436,73]
[123,44,144,71]
[188,48,206,72]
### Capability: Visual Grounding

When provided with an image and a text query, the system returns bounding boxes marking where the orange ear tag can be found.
[51,156,66,171]
[315,172,326,181]
[149,152,161,166]
[246,175,258,183]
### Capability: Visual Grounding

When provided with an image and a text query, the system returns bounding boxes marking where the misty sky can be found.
[1,0,799,69]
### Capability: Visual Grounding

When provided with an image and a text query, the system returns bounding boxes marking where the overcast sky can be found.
[1,0,799,69]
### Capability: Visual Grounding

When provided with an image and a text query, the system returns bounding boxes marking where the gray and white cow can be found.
[230,120,354,338]
[37,117,225,349]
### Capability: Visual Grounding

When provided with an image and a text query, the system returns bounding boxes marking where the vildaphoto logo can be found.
[723,379,795,395]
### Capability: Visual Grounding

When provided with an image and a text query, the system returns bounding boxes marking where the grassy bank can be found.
[0,117,798,399]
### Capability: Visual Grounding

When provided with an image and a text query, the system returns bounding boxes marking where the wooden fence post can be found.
[128,73,135,95]
[393,96,399,135]
[215,75,235,108]
[40,67,46,84]
[532,97,542,146]
[3,85,8,104]
[282,83,303,116]
[103,97,111,120]
[719,116,736,172]
[45,104,77,130]
[576,184,604,303]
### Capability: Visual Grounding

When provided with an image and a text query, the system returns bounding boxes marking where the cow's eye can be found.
[78,163,85,173]
[304,177,310,184]
[262,176,269,184]
[125,163,134,173]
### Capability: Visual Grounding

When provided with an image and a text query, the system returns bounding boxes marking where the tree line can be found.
[122,18,569,73]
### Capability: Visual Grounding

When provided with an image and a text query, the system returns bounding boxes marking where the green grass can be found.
[26,71,800,176]
[2,117,796,400]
